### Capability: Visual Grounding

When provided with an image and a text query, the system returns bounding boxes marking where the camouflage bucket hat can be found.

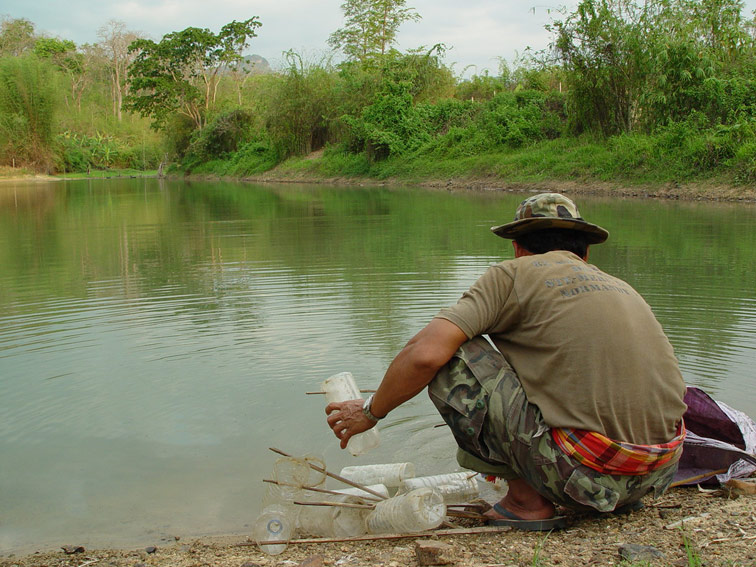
[491,193,609,244]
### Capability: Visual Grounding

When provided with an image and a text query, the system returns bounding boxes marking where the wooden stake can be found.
[268,448,388,500]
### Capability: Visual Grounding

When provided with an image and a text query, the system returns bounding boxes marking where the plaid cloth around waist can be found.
[551,421,686,476]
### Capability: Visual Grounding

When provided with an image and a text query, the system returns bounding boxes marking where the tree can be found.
[226,55,269,105]
[550,0,756,135]
[328,0,421,63]
[0,55,56,170]
[550,0,652,135]
[263,51,339,157]
[33,37,89,110]
[0,16,36,56]
[125,18,261,130]
[98,20,141,121]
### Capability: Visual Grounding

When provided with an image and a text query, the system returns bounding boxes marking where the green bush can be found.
[261,53,340,158]
[224,137,279,175]
[163,114,197,159]
[732,141,756,183]
[189,109,255,161]
[319,144,371,176]
[455,72,510,102]
[57,133,89,172]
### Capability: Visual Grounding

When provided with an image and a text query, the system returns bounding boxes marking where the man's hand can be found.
[325,399,376,449]
[324,319,467,450]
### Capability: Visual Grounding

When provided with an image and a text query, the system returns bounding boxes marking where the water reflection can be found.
[0,179,754,553]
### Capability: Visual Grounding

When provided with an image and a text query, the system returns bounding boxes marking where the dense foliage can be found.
[1,0,755,186]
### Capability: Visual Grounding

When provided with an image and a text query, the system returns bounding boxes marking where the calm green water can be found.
[1,179,755,553]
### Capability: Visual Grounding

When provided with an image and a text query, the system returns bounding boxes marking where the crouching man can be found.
[326,193,687,530]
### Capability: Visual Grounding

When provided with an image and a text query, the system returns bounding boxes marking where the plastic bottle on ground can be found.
[339,462,415,488]
[322,371,380,456]
[273,455,326,488]
[252,505,293,555]
[365,488,446,534]
[398,472,479,503]
[331,495,369,537]
[337,483,390,500]
[296,501,335,537]
[296,494,369,538]
[261,483,303,524]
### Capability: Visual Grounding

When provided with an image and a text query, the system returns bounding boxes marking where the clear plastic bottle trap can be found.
[252,505,293,555]
[398,471,480,504]
[365,487,446,534]
[339,462,415,488]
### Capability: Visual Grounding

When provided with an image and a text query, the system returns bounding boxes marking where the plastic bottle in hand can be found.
[322,371,380,456]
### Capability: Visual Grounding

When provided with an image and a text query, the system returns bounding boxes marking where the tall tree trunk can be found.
[114,64,123,121]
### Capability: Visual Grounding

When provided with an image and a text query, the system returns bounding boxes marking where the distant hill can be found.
[221,54,271,75]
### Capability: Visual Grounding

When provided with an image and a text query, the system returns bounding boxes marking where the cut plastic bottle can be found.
[296,494,369,538]
[339,462,415,488]
[398,472,479,503]
[365,488,446,534]
[252,505,293,555]
[337,483,390,500]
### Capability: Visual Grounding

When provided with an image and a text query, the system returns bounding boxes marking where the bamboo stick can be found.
[292,500,480,520]
[445,509,488,520]
[268,447,388,500]
[293,500,375,510]
[447,503,488,510]
[263,478,383,502]
[236,525,514,547]
[306,390,377,395]
[669,468,730,488]
[441,520,461,529]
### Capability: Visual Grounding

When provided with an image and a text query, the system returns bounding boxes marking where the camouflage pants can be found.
[427,337,679,512]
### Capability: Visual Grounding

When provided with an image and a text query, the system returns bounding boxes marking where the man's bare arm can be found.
[326,318,468,449]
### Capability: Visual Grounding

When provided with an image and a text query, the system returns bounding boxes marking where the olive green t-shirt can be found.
[436,250,687,445]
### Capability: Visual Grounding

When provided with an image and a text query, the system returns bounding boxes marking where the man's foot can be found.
[485,503,568,531]
[486,478,556,520]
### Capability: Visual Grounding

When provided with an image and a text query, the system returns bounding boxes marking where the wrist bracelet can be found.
[362,393,384,422]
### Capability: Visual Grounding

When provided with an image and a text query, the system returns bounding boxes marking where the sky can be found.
[3,0,756,77]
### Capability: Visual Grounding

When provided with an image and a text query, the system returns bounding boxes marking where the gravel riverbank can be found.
[3,483,754,567]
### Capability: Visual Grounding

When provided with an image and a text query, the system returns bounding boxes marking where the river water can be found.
[1,178,754,553]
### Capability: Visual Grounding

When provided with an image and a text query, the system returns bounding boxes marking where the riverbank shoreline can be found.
[239,169,756,202]
[2,484,754,567]
[3,167,756,203]
[0,168,158,183]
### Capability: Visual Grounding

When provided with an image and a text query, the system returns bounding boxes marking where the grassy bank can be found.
[54,168,158,180]
[0,166,159,182]
[185,133,756,202]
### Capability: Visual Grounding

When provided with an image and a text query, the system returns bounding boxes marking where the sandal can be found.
[487,503,568,531]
